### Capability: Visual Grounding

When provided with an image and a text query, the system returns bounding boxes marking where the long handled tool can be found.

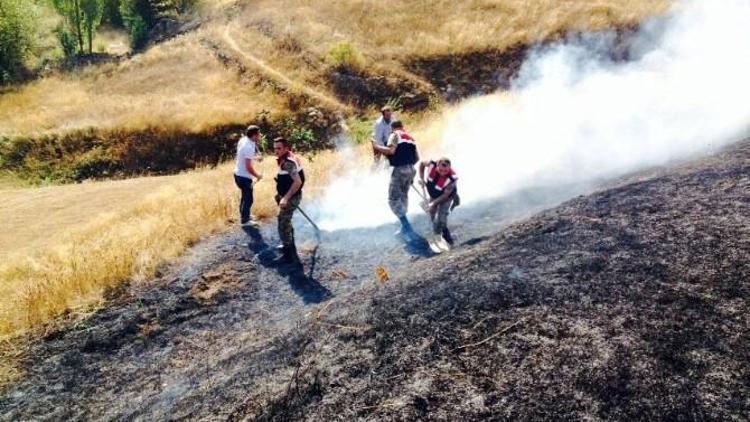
[410,183,430,213]
[297,205,322,241]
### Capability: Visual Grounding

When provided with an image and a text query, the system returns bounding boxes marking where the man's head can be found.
[390,119,403,131]
[436,157,452,176]
[273,137,291,158]
[246,125,261,140]
[381,105,393,122]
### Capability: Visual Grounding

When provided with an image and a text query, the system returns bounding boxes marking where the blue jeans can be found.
[234,174,254,223]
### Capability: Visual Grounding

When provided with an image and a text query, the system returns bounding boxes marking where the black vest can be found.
[387,130,418,167]
[276,153,305,197]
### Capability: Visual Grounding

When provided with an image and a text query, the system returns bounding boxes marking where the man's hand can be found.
[255,173,263,182]
[279,196,289,209]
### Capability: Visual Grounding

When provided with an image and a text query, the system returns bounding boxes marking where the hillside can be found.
[2,138,748,420]
[0,0,669,184]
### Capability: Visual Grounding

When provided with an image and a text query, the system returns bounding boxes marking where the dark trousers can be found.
[234,174,254,223]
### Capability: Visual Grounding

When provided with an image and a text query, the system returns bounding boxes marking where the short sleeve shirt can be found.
[373,116,394,146]
[234,136,256,178]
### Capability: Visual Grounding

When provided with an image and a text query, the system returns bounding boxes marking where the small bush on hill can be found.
[326,40,365,71]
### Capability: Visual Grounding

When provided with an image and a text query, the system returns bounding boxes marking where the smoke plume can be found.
[315,0,750,231]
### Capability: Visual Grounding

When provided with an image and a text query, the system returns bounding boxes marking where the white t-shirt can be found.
[234,136,257,178]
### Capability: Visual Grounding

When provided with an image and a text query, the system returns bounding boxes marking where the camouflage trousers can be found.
[388,165,416,218]
[277,194,302,247]
[430,201,452,234]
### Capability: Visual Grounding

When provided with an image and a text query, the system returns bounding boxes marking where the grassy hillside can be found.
[0,0,669,138]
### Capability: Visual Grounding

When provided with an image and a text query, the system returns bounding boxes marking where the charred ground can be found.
[2,140,750,420]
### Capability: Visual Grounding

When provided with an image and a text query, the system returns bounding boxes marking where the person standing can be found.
[371,105,395,164]
[419,158,459,252]
[372,120,419,237]
[234,125,263,226]
[273,137,305,266]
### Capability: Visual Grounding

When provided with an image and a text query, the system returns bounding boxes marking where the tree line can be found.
[0,0,199,84]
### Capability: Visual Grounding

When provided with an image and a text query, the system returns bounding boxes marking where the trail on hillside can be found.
[221,25,350,112]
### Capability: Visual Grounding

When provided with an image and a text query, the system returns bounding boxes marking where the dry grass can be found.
[0,31,286,137]
[0,110,442,344]
[0,136,368,384]
[0,0,669,137]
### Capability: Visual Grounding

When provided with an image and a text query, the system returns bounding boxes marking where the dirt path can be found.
[221,24,350,112]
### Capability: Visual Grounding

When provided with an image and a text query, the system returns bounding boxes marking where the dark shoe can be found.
[271,245,301,266]
[395,216,415,237]
[442,228,455,245]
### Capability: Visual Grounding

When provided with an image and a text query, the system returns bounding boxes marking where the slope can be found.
[2,138,748,419]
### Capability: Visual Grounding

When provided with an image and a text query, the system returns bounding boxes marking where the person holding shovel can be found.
[418,157,459,252]
[273,137,305,266]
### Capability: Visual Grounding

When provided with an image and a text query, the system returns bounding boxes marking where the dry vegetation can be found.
[0,0,669,137]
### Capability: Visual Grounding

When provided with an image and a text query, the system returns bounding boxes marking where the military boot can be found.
[394,216,415,237]
[442,227,455,245]
[271,244,301,267]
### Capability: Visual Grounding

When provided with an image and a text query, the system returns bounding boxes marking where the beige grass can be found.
[0,0,670,137]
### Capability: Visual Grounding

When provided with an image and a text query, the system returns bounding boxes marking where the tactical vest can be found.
[276,152,305,197]
[387,129,418,167]
[426,160,458,199]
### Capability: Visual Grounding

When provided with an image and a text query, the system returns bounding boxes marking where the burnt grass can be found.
[3,140,750,420]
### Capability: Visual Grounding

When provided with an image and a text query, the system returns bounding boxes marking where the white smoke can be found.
[315,0,750,231]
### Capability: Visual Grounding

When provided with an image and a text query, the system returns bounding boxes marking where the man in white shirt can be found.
[234,125,263,226]
[371,105,395,164]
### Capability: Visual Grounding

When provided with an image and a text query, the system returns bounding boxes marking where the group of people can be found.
[233,125,306,266]
[232,105,459,268]
[371,105,459,253]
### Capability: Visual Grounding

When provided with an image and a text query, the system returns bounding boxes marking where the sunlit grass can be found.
[0,0,670,138]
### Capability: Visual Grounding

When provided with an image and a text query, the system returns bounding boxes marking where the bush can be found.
[55,25,78,58]
[276,117,318,151]
[0,0,37,83]
[326,40,364,70]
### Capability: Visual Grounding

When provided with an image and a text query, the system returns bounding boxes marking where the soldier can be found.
[272,137,305,266]
[418,157,459,252]
[372,120,419,237]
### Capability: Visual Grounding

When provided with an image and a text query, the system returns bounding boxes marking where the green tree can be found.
[80,0,104,53]
[52,0,84,53]
[0,0,37,83]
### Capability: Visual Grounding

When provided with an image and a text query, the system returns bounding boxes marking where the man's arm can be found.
[372,132,398,155]
[430,182,456,207]
[418,160,428,185]
[279,162,302,209]
[244,158,262,180]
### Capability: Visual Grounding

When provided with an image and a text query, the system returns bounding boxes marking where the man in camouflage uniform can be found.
[273,137,305,266]
[372,120,420,236]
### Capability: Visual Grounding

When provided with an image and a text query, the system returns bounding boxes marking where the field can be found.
[0,0,671,386]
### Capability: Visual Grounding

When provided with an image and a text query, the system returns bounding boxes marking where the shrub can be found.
[326,40,364,70]
[0,0,37,83]
[55,24,78,58]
